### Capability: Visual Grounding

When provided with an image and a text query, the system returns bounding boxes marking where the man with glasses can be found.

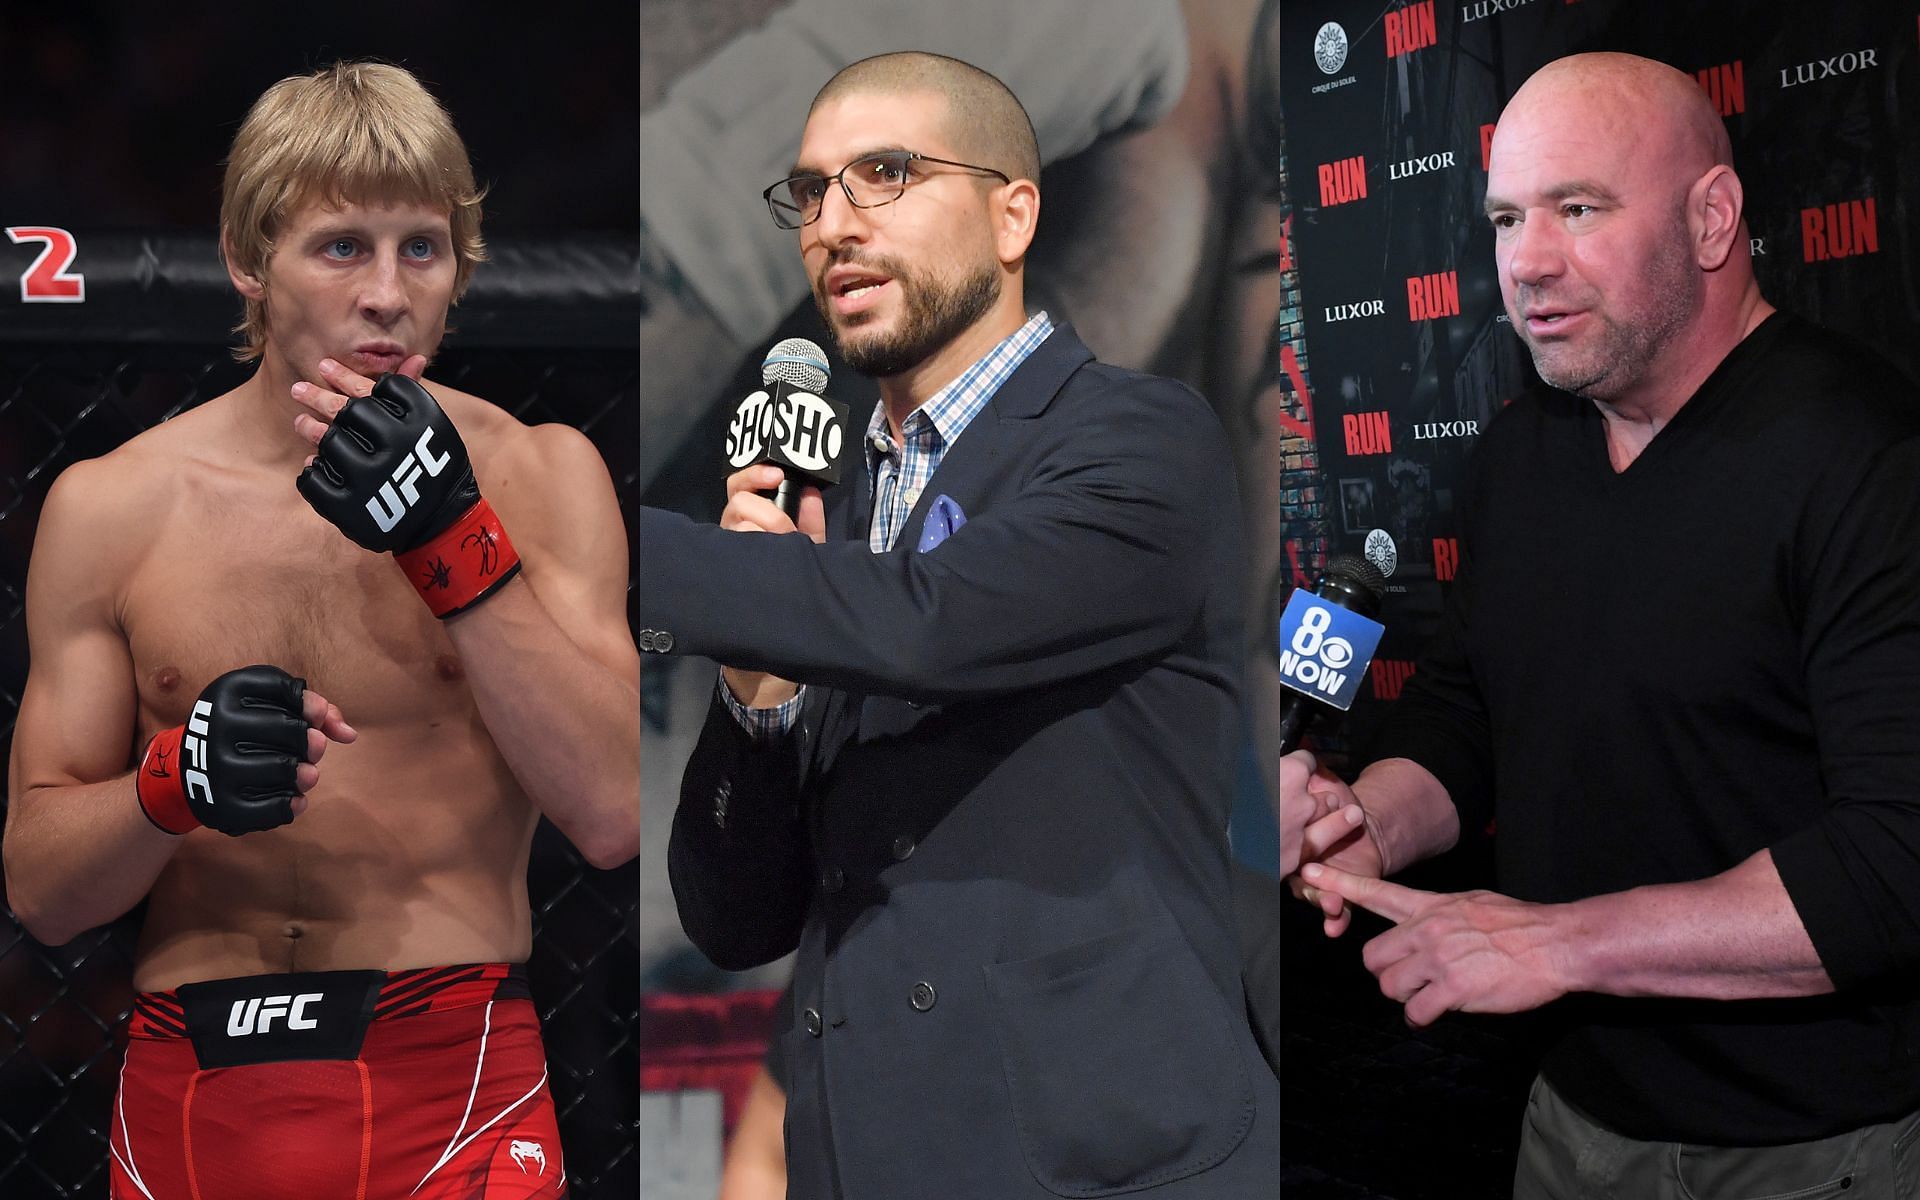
[636,0,1192,490]
[641,51,1278,1198]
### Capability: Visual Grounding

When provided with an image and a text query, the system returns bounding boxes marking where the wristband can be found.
[136,725,199,835]
[393,498,523,618]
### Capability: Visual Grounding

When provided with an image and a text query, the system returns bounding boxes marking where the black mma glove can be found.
[136,665,310,836]
[296,373,521,617]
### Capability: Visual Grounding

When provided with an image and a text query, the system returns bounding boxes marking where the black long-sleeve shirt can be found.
[1371,313,1920,1143]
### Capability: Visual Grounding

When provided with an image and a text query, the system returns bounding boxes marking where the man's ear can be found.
[1691,165,1744,272]
[221,225,267,301]
[994,179,1040,266]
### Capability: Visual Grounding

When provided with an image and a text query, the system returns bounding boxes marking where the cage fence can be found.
[0,233,638,1197]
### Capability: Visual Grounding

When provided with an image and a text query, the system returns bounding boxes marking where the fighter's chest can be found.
[124,498,469,727]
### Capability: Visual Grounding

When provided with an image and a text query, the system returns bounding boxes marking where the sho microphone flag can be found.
[726,337,848,518]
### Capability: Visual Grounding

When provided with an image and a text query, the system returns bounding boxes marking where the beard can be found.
[814,253,1001,379]
[1514,217,1700,401]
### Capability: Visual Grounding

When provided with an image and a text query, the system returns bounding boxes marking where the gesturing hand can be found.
[1299,863,1579,1027]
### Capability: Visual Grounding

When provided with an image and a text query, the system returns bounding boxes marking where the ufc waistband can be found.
[112,963,564,1199]
[130,962,532,1069]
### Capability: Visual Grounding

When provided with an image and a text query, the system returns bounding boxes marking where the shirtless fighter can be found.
[2,62,638,1198]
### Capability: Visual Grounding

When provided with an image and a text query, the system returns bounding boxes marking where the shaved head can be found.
[795,53,1045,394]
[1484,53,1768,416]
[1500,53,1733,194]
[811,52,1041,186]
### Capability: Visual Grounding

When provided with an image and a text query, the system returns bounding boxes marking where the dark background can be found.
[0,3,635,234]
[1277,1,1920,1195]
[0,5,639,1196]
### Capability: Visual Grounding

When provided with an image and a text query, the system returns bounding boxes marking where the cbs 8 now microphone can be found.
[726,337,849,518]
[1276,553,1387,755]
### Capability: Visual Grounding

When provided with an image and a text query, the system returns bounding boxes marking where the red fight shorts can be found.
[109,963,567,1199]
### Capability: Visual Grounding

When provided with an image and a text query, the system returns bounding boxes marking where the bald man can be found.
[1286,52,1920,1196]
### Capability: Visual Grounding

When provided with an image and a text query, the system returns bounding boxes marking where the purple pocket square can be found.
[916,494,967,552]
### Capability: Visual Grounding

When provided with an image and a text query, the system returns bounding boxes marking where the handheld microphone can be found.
[725,338,849,519]
[1276,553,1387,755]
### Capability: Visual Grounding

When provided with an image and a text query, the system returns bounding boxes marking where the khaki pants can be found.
[1514,1073,1920,1199]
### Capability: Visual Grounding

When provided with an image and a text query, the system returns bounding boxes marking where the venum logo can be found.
[1433,537,1460,582]
[227,992,323,1037]
[1802,198,1879,262]
[1389,151,1456,182]
[1343,411,1392,456]
[1695,61,1745,116]
[510,1140,547,1176]
[1324,299,1386,323]
[1462,0,1536,21]
[1318,156,1368,207]
[365,428,451,534]
[1370,659,1417,701]
[1407,271,1461,321]
[1780,48,1878,89]
[1386,1,1437,57]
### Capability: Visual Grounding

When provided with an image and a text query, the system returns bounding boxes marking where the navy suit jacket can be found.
[641,326,1278,1198]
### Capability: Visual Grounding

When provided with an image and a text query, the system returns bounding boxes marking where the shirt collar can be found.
[862,310,1055,453]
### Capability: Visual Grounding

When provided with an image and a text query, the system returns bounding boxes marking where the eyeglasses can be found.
[763,150,1011,229]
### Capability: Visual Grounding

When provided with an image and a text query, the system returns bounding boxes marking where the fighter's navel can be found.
[282,922,306,941]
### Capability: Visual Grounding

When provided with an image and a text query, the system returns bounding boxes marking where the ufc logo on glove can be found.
[365,427,453,533]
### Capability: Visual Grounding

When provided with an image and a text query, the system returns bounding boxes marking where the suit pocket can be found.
[985,924,1254,1197]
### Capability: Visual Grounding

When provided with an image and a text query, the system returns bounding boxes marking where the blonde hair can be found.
[220,61,487,361]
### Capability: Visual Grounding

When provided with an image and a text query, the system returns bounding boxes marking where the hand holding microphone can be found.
[716,338,843,708]
[1274,554,1393,933]
[1280,749,1365,877]
[716,461,821,710]
[723,464,827,540]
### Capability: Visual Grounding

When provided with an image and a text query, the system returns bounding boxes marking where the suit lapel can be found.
[826,325,1094,734]
[889,323,1096,551]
